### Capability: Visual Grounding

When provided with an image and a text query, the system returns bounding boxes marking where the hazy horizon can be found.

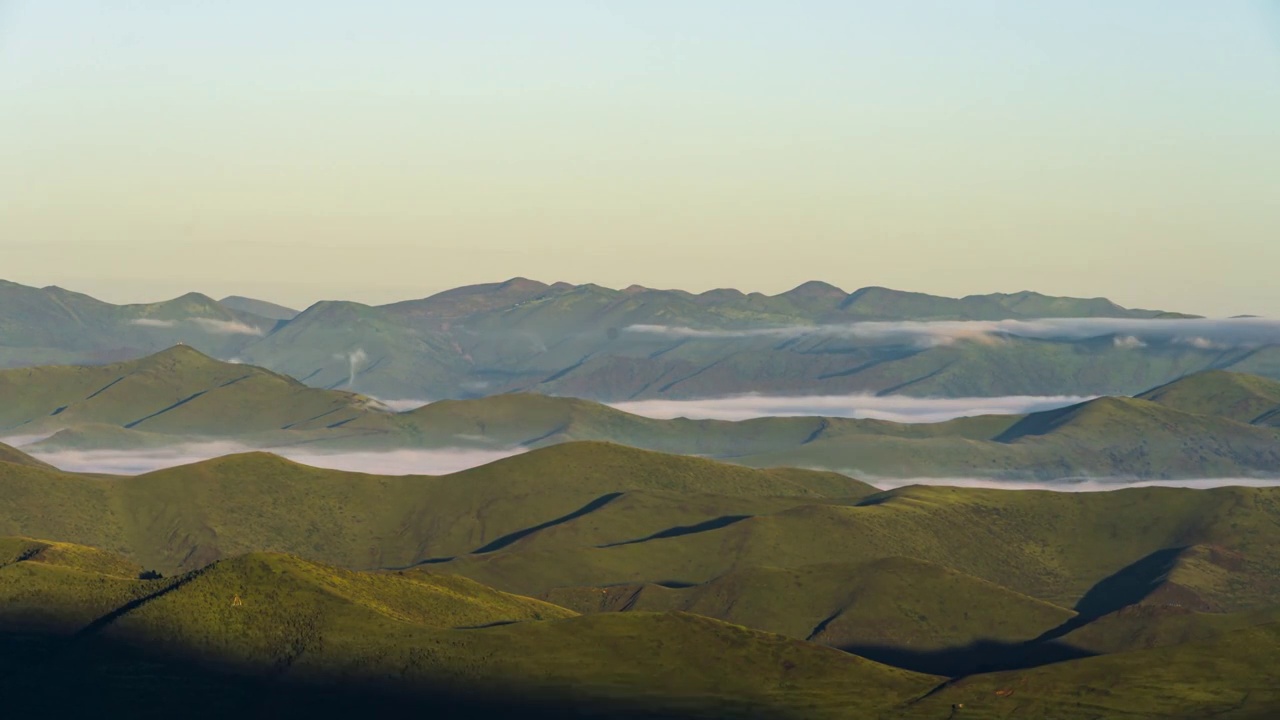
[3,1,1278,315]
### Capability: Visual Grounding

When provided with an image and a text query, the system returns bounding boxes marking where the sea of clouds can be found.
[860,476,1280,492]
[609,393,1093,423]
[625,317,1280,350]
[8,439,523,476]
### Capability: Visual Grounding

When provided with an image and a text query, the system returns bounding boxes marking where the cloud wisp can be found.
[129,317,264,336]
[23,443,524,476]
[610,393,1093,423]
[334,348,370,389]
[626,317,1280,350]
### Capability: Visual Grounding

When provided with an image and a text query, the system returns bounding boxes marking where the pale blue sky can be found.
[2,1,1277,314]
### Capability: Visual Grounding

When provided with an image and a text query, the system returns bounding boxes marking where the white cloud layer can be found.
[610,393,1093,423]
[626,317,1280,350]
[129,317,264,335]
[21,443,524,476]
[862,476,1280,492]
[369,397,432,412]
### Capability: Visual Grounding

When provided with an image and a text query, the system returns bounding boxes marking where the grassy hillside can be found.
[544,557,1078,675]
[1139,369,1280,427]
[15,348,1280,479]
[0,540,934,719]
[0,442,874,573]
[438,481,1280,612]
[4,538,1279,719]
[904,623,1280,719]
[0,345,390,438]
[0,441,53,468]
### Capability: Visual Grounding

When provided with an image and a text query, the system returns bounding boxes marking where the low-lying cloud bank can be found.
[369,397,432,413]
[21,443,524,476]
[862,476,1280,492]
[610,393,1093,423]
[129,318,265,336]
[626,317,1280,350]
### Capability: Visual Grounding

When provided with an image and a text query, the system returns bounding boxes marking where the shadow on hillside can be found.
[599,515,752,548]
[840,639,1095,678]
[838,547,1190,678]
[0,631,786,720]
[1032,545,1188,643]
[473,492,625,554]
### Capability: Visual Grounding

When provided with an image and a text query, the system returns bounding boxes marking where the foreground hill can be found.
[0,540,933,719]
[3,445,1280,716]
[0,441,53,469]
[14,277,1277,403]
[4,538,1279,719]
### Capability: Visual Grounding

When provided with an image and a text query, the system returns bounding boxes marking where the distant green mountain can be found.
[218,295,300,320]
[0,345,387,439]
[0,280,277,369]
[11,277,1273,403]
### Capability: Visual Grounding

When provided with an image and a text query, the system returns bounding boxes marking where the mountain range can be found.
[9,277,1280,402]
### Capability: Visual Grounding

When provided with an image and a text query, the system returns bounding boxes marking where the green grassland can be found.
[0,441,874,573]
[0,540,935,719]
[3,438,1280,717]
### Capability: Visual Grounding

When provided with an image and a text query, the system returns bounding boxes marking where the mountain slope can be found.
[0,442,874,573]
[218,295,300,320]
[544,557,1078,675]
[0,541,934,719]
[10,277,1265,403]
[1139,369,1280,427]
[0,345,390,438]
[0,281,277,368]
[10,347,1280,479]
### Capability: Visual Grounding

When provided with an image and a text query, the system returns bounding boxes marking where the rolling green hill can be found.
[3,440,1280,717]
[9,348,1280,480]
[0,540,934,719]
[903,622,1280,719]
[0,441,52,469]
[1139,369,1280,427]
[0,442,874,573]
[543,557,1079,675]
[0,345,389,438]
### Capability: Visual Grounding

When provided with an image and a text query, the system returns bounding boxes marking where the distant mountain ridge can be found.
[6,277,1278,402]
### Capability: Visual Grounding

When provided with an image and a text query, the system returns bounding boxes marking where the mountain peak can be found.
[780,281,848,298]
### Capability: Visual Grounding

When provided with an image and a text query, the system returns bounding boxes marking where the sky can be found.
[2,1,1278,315]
